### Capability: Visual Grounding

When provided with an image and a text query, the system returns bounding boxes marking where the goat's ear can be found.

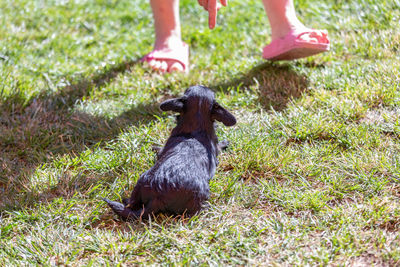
[160,98,185,113]
[211,102,236,126]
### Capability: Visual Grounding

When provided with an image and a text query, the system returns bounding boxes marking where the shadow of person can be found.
[215,62,309,111]
[0,59,165,211]
[0,60,310,212]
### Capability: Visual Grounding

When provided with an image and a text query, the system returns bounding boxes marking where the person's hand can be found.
[197,0,228,29]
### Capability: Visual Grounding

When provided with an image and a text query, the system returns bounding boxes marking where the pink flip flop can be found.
[141,42,189,73]
[263,30,330,61]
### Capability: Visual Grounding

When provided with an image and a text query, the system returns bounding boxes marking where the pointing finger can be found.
[208,0,217,29]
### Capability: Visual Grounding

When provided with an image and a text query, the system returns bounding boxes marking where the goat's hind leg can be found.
[218,140,230,151]
[151,145,163,159]
[103,198,143,221]
[122,198,130,206]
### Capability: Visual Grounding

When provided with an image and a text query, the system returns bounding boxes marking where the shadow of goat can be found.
[104,85,236,220]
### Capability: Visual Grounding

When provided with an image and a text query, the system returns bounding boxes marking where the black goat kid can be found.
[104,85,236,220]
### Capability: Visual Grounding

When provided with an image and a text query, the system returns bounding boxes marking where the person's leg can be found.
[146,0,187,72]
[263,0,305,39]
[262,0,329,60]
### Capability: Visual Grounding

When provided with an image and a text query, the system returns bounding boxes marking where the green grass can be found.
[1,0,400,265]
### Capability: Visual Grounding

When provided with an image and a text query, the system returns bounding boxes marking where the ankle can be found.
[270,26,291,40]
[270,22,309,40]
[154,34,182,50]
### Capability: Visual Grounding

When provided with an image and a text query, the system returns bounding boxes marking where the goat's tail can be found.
[103,198,143,221]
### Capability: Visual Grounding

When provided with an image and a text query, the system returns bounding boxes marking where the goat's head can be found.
[160,86,236,131]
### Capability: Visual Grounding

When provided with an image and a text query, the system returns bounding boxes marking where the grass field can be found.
[1,0,400,265]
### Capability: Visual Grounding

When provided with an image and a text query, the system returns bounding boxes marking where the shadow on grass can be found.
[0,59,164,211]
[0,60,309,212]
[215,61,309,111]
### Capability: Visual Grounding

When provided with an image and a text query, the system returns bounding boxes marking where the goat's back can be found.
[133,136,217,214]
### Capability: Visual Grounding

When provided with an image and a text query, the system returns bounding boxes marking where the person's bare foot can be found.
[272,25,329,44]
[263,27,330,60]
[262,0,329,60]
[142,37,189,73]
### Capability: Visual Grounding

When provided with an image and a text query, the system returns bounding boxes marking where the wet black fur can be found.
[104,85,236,220]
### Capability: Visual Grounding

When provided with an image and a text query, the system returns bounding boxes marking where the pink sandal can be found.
[141,42,189,73]
[263,30,330,61]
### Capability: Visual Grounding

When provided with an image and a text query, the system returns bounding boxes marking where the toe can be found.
[313,30,329,43]
[147,59,185,73]
[148,59,157,68]
[298,33,318,43]
[151,60,162,71]
[159,61,168,72]
[168,61,184,73]
[298,30,329,44]
[147,59,168,72]
[320,29,328,36]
